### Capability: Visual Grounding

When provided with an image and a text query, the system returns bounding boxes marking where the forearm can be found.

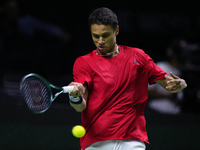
[69,98,87,112]
[155,79,168,89]
[68,82,88,112]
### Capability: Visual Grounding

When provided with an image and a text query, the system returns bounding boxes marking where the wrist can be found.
[68,93,83,104]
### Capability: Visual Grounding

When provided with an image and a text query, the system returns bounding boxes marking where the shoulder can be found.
[119,45,150,61]
[119,45,146,55]
[74,50,96,68]
[76,50,95,61]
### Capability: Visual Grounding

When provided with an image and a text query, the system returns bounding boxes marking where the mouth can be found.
[98,46,106,51]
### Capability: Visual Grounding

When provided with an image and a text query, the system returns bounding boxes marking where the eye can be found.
[102,34,109,38]
[93,34,99,39]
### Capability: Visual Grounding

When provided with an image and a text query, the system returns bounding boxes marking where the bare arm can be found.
[68,82,88,112]
[156,72,187,93]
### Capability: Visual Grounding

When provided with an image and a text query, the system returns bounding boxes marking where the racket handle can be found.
[62,86,74,93]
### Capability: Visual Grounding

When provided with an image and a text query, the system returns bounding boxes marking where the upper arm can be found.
[82,82,89,102]
[73,57,93,90]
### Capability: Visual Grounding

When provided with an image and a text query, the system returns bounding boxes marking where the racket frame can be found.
[20,73,73,114]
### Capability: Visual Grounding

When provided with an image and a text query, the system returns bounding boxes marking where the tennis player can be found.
[68,7,187,150]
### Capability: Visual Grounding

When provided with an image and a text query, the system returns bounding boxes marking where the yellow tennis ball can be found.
[72,125,86,138]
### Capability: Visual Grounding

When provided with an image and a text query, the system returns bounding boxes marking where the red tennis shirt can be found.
[73,45,167,150]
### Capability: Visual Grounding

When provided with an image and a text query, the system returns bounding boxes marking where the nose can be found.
[98,37,104,45]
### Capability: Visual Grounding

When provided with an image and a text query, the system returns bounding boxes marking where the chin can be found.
[98,48,107,53]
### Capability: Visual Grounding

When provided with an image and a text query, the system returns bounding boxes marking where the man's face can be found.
[91,24,119,55]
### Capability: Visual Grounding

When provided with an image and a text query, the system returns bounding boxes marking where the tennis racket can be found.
[20,73,74,114]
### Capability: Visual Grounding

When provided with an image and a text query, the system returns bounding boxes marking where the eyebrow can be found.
[92,32,110,36]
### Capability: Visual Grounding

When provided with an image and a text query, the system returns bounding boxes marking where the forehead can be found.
[91,24,113,34]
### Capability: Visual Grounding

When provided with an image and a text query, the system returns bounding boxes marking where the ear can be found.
[115,25,119,36]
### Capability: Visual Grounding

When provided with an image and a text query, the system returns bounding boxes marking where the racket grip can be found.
[62,86,74,93]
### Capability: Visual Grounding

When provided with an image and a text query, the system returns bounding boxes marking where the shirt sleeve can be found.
[148,58,168,85]
[73,56,93,90]
[136,49,168,85]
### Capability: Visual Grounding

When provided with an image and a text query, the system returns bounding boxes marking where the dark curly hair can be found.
[88,7,118,31]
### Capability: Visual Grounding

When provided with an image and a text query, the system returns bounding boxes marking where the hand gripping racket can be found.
[20,73,74,114]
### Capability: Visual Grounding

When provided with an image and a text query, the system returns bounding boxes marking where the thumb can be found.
[165,75,173,80]
[170,72,180,79]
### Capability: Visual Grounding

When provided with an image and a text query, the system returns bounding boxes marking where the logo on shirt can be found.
[133,59,138,64]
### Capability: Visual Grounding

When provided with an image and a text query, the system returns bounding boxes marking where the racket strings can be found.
[21,77,51,112]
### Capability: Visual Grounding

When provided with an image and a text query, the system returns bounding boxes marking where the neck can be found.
[96,44,119,57]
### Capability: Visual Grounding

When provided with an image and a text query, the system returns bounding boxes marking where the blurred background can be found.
[0,0,200,149]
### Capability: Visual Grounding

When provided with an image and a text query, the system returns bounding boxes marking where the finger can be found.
[78,86,83,95]
[170,72,180,79]
[171,87,182,93]
[165,75,173,80]
[68,82,75,86]
[80,86,85,95]
[70,85,79,96]
[73,83,84,96]
[167,79,181,84]
[79,84,85,95]
[166,84,182,93]
[166,85,174,90]
[170,88,180,93]
[166,86,177,93]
